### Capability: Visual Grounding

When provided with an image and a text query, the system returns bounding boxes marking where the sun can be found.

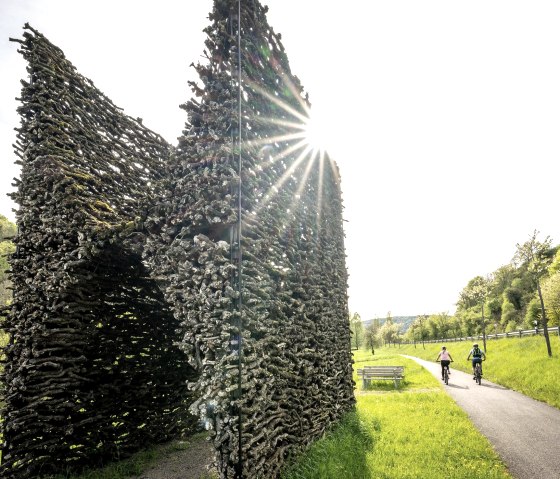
[303,109,336,155]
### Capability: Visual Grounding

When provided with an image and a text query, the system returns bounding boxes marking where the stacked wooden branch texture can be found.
[145,1,355,477]
[1,24,196,478]
[2,1,355,477]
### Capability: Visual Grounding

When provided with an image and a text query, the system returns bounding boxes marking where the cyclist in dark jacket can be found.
[467,343,486,379]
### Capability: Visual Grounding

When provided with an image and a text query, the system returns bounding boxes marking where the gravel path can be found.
[133,434,216,479]
[404,355,560,479]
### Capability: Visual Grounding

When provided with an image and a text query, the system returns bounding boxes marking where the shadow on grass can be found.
[360,380,408,392]
[281,411,377,479]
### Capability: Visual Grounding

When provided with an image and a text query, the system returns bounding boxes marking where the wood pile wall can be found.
[145,1,355,477]
[2,2,355,477]
[1,25,196,478]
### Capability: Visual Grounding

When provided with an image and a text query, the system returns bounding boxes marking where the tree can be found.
[474,276,491,351]
[457,275,492,349]
[433,312,451,338]
[364,318,381,354]
[378,321,400,346]
[524,297,542,329]
[415,315,428,348]
[548,249,560,275]
[385,311,393,325]
[457,276,488,309]
[349,312,364,350]
[0,214,17,241]
[449,315,463,339]
[501,297,520,331]
[541,272,560,327]
[0,215,16,306]
[514,230,554,357]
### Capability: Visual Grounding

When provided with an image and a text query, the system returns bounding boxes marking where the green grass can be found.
[281,349,512,479]
[392,335,560,409]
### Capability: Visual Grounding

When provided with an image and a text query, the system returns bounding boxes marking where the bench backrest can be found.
[358,366,404,371]
[357,366,404,376]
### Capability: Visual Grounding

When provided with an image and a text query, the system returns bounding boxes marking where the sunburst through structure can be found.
[1,1,354,478]
[238,68,341,236]
[146,3,354,476]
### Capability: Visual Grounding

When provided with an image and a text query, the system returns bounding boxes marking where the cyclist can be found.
[467,343,486,379]
[435,346,453,381]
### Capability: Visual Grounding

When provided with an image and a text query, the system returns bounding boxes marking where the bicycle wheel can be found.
[444,367,449,385]
[475,364,482,385]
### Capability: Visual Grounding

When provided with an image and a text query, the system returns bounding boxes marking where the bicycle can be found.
[437,360,453,385]
[474,361,482,385]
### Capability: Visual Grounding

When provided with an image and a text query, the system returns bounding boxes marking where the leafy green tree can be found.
[540,272,560,327]
[549,249,560,275]
[385,311,393,325]
[501,297,520,331]
[364,318,381,354]
[349,312,364,350]
[476,277,491,350]
[514,230,554,356]
[435,312,451,338]
[504,280,524,310]
[456,275,493,349]
[524,297,542,329]
[457,276,488,309]
[0,215,16,241]
[426,315,440,339]
[448,315,463,339]
[485,296,502,327]
[408,315,428,348]
[0,215,16,306]
[491,264,516,294]
[378,321,400,346]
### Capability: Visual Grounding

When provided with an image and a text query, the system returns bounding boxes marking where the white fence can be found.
[399,326,560,345]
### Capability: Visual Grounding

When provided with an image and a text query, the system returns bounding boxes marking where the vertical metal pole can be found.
[235,1,243,477]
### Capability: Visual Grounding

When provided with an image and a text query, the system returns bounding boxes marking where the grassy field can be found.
[391,335,560,409]
[281,350,512,479]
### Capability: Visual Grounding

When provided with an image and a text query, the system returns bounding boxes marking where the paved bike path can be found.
[403,355,560,479]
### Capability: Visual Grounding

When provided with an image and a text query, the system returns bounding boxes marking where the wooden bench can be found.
[357,365,404,389]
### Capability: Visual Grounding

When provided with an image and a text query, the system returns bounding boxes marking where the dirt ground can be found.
[133,434,217,479]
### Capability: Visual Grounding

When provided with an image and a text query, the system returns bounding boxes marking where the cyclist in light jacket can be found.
[435,346,453,381]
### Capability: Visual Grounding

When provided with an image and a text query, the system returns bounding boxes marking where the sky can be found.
[1,0,560,320]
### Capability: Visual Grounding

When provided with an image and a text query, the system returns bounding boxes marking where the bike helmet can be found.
[473,343,478,347]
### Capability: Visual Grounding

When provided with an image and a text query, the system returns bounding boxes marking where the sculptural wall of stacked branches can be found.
[2,2,354,478]
[1,25,197,478]
[144,1,355,477]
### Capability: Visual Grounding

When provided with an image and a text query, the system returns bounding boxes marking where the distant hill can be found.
[363,316,416,333]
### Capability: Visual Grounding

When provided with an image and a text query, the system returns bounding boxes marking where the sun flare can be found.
[303,111,335,155]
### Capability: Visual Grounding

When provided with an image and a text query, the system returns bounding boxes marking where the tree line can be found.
[350,231,560,357]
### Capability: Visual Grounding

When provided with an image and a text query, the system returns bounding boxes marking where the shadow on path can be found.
[446,383,468,390]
